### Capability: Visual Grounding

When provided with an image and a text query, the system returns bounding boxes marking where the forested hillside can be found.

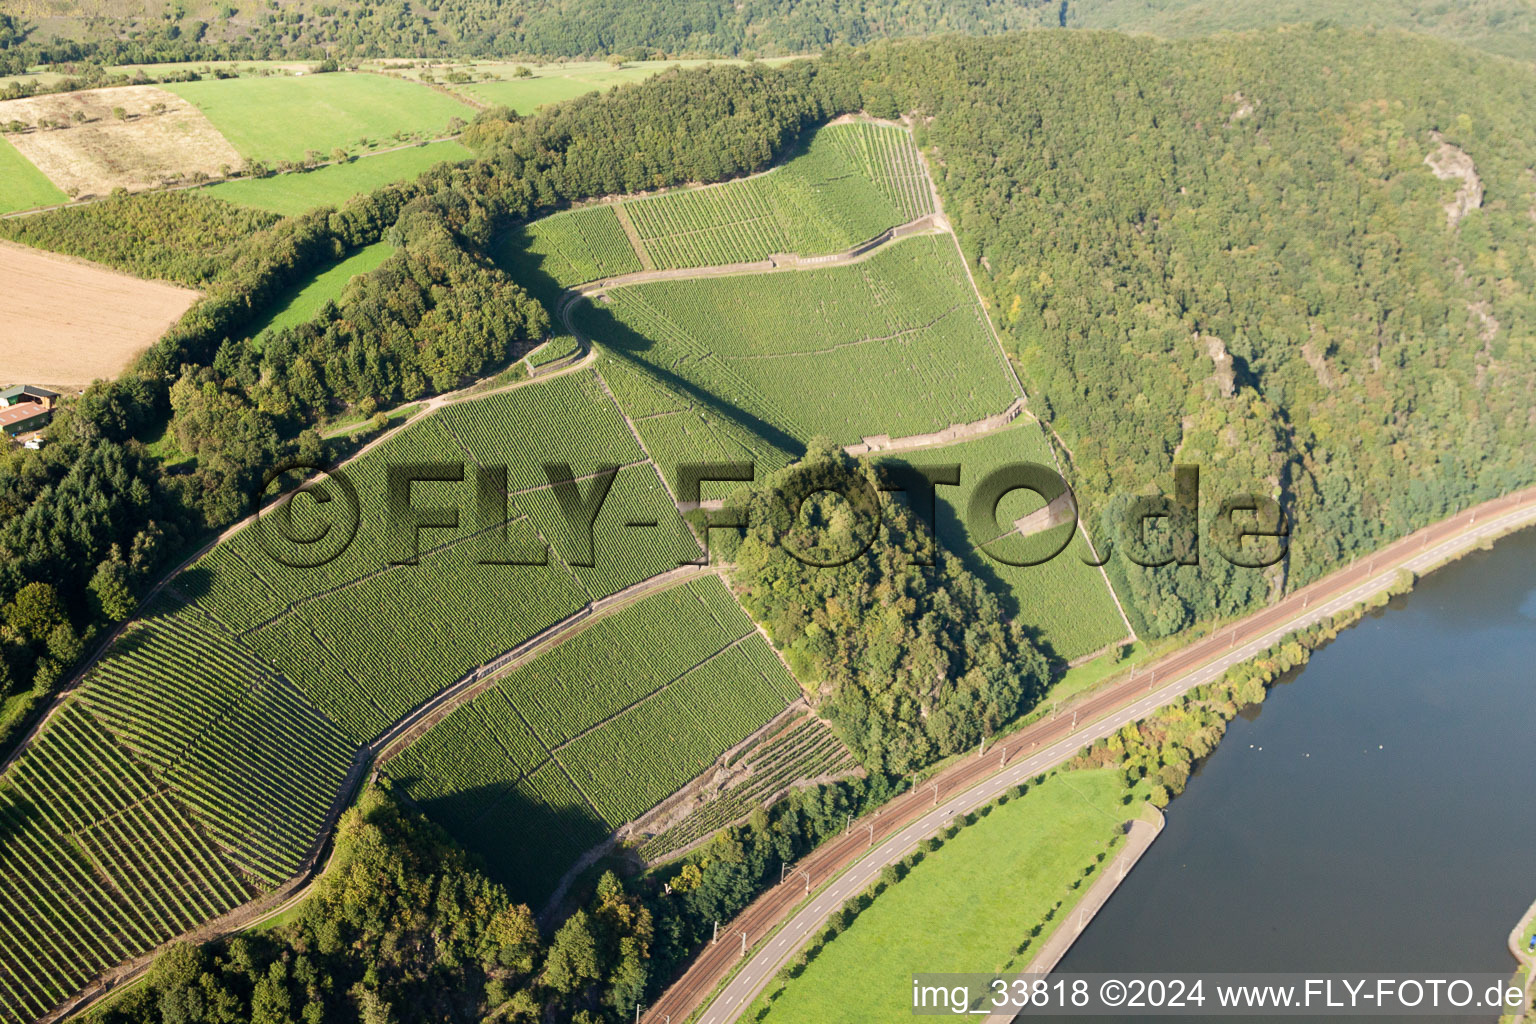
[849,28,1536,636]
[1063,0,1536,62]
[4,0,1534,70]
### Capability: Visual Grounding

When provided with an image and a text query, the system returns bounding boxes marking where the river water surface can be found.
[1050,526,1536,1017]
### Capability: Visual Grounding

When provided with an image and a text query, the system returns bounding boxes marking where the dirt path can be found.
[0,349,598,778]
[560,215,943,305]
[644,487,1536,1024]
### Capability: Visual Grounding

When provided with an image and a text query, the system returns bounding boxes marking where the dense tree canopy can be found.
[725,444,1052,772]
[4,0,1533,71]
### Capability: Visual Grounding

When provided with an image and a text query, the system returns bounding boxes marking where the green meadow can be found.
[203,140,471,215]
[0,137,66,214]
[755,769,1144,1024]
[249,241,394,337]
[164,73,472,163]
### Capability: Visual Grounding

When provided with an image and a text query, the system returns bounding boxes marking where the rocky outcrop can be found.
[1227,91,1257,125]
[1200,332,1237,398]
[1424,131,1483,228]
[1301,336,1334,390]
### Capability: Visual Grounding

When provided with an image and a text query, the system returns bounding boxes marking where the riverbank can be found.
[1051,524,1536,996]
[654,489,1536,1024]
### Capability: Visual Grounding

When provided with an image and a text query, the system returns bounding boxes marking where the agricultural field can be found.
[0,137,65,214]
[580,234,1020,449]
[184,369,700,742]
[0,85,241,196]
[0,596,358,1024]
[247,240,395,337]
[891,421,1132,662]
[498,120,933,295]
[639,712,858,862]
[163,73,472,165]
[202,140,471,215]
[527,332,582,369]
[388,575,801,906]
[0,238,199,386]
[595,353,794,497]
[752,770,1145,1024]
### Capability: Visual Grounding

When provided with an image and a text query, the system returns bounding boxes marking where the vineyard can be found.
[527,332,582,369]
[387,576,800,906]
[890,422,1132,662]
[497,204,643,306]
[624,120,932,271]
[498,121,934,295]
[595,354,794,496]
[183,370,700,742]
[638,712,859,862]
[0,598,358,1024]
[581,234,1020,448]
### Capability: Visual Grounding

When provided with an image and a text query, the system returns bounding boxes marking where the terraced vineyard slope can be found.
[580,234,1019,451]
[888,422,1132,662]
[187,368,700,742]
[498,120,934,300]
[0,597,358,1023]
[387,575,801,906]
[638,712,859,863]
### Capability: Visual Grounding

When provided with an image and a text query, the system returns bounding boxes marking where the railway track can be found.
[642,485,1536,1024]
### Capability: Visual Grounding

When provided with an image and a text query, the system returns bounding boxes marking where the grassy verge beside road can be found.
[748,769,1144,1023]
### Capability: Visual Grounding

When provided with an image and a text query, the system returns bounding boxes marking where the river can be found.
[1049,526,1536,1017]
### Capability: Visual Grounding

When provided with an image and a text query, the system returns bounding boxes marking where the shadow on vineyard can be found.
[493,229,569,311]
[388,773,610,909]
[577,299,807,457]
[873,452,1058,651]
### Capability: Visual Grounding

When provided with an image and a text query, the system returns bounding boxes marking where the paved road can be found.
[642,487,1536,1024]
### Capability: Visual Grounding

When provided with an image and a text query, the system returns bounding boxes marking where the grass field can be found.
[754,770,1144,1024]
[581,234,1019,450]
[895,422,1132,663]
[203,140,470,215]
[247,240,395,337]
[164,73,472,164]
[388,575,801,906]
[0,136,65,213]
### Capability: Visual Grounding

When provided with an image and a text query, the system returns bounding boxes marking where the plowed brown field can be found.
[0,240,197,386]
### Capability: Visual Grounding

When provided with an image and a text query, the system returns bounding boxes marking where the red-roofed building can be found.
[0,385,59,437]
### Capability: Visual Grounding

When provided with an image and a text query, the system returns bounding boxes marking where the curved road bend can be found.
[644,487,1536,1024]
